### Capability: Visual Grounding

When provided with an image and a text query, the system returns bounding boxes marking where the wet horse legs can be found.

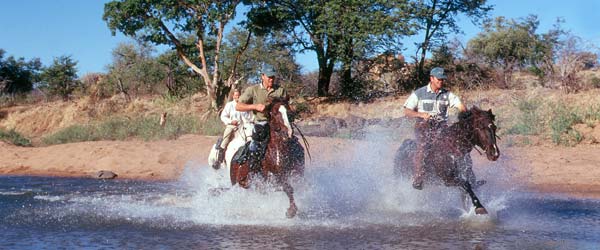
[460,181,488,215]
[281,179,297,218]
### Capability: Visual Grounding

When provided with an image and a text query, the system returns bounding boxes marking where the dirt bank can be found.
[1,135,599,198]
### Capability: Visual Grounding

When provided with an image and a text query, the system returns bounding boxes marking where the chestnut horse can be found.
[230,98,305,218]
[394,106,500,214]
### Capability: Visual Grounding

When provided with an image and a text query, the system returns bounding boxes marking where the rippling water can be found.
[1,169,599,249]
[1,137,599,249]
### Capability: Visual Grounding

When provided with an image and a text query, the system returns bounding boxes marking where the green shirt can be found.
[239,83,288,121]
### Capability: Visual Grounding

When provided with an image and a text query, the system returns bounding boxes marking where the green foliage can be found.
[549,103,582,145]
[590,76,600,88]
[103,0,241,110]
[0,128,32,147]
[467,15,550,88]
[198,114,224,136]
[42,114,201,145]
[0,49,42,95]
[40,55,80,101]
[506,98,544,135]
[247,0,412,97]
[411,0,492,83]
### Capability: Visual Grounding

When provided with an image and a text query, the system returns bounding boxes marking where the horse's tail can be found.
[393,139,417,179]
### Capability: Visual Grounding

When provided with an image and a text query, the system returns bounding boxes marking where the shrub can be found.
[42,114,202,145]
[506,98,544,135]
[0,129,32,146]
[549,103,582,146]
[199,115,223,136]
[42,125,96,145]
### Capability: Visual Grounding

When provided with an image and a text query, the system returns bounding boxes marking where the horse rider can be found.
[213,89,253,169]
[404,67,478,190]
[236,64,290,169]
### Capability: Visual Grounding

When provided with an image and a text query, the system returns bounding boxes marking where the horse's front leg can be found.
[280,178,297,218]
[460,181,488,215]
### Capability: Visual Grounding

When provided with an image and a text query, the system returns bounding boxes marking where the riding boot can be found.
[213,147,225,169]
[412,148,425,190]
[248,140,262,171]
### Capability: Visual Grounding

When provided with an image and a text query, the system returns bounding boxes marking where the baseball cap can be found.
[261,64,276,77]
[430,67,447,79]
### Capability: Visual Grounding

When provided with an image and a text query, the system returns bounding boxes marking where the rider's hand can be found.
[231,120,239,126]
[255,104,266,112]
[421,113,431,120]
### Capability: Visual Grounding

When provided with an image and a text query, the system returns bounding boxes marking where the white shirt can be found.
[221,100,253,125]
[403,84,462,115]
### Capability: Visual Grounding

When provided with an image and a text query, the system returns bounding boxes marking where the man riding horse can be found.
[403,67,483,190]
[236,64,290,170]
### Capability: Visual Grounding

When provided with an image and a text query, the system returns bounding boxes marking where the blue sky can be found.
[1,0,598,75]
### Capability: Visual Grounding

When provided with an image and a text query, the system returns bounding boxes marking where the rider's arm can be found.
[237,86,265,112]
[404,107,430,120]
[220,102,233,125]
[403,92,430,120]
[448,92,467,112]
[236,101,264,112]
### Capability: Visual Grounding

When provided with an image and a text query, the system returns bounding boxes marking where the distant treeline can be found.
[2,0,599,108]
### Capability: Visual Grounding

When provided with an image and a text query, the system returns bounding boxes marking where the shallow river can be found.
[1,164,599,250]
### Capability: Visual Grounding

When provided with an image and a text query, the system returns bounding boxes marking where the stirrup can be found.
[412,179,423,190]
[474,179,486,188]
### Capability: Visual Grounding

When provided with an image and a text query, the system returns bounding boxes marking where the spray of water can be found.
[25,124,517,229]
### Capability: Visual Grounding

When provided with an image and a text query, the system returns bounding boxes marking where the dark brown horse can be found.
[394,106,500,214]
[230,98,305,218]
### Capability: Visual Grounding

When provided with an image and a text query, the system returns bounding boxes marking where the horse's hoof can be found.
[475,207,488,215]
[474,180,486,188]
[412,181,423,190]
[286,205,298,218]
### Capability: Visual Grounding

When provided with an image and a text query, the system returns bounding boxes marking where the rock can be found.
[93,170,118,179]
[345,115,367,130]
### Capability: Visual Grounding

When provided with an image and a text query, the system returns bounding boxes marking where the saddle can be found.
[231,123,269,170]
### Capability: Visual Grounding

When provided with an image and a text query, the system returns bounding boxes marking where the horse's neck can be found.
[448,118,476,152]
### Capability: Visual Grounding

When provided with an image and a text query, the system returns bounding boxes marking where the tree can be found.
[246,0,410,97]
[221,28,301,95]
[467,15,546,88]
[334,1,412,98]
[411,0,492,83]
[105,41,164,99]
[104,0,242,110]
[0,49,42,95]
[40,56,80,101]
[548,33,598,93]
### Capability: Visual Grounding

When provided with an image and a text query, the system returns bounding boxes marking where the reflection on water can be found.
[1,134,599,249]
[1,173,599,249]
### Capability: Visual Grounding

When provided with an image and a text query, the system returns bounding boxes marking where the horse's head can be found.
[469,106,500,161]
[266,97,294,141]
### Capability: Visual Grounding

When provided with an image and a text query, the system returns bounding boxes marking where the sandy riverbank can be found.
[1,135,599,198]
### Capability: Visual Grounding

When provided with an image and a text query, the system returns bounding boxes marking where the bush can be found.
[506,98,544,135]
[42,114,202,145]
[0,129,32,146]
[549,103,582,146]
[199,115,223,136]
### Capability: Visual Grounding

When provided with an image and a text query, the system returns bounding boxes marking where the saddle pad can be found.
[232,142,250,164]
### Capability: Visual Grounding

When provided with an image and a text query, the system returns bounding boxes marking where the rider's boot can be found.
[248,140,262,171]
[412,149,425,190]
[212,147,225,169]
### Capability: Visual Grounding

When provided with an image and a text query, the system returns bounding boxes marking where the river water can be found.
[1,136,599,249]
[1,166,599,249]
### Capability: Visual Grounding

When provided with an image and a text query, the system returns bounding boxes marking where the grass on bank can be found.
[0,128,32,146]
[506,97,600,146]
[42,113,223,145]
